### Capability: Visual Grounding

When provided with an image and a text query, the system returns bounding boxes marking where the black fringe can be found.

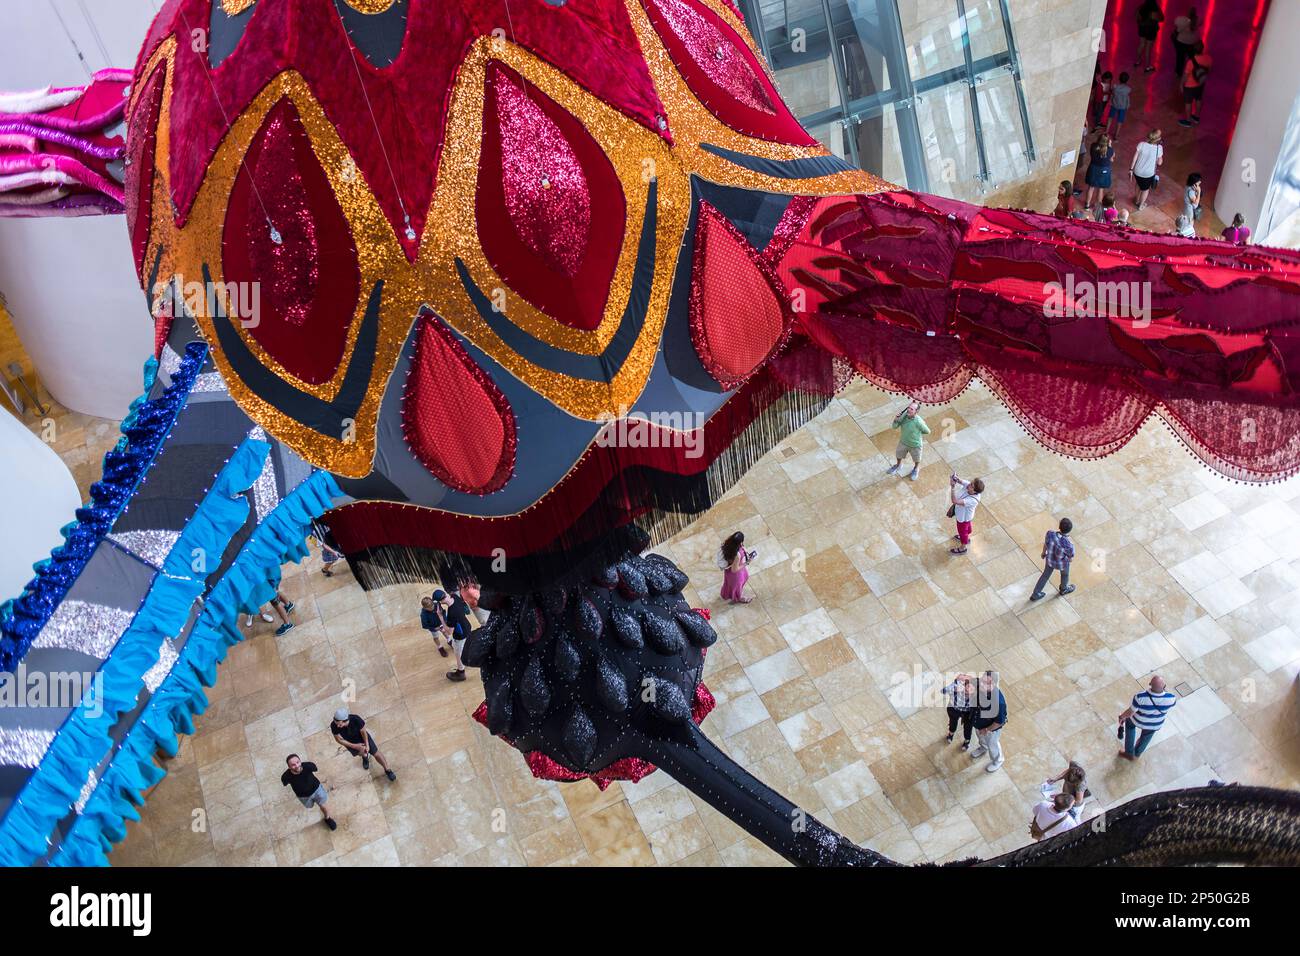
[338,382,832,594]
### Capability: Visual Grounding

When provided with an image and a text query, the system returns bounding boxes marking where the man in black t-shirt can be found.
[281,754,336,830]
[435,588,473,683]
[330,708,397,781]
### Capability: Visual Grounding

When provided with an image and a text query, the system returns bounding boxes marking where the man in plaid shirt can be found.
[1030,517,1077,601]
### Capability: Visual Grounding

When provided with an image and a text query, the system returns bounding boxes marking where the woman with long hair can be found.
[1221,212,1251,245]
[718,531,754,604]
[1084,133,1114,211]
[1134,0,1164,73]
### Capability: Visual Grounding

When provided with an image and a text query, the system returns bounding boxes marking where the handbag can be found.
[1029,808,1071,841]
[946,504,957,519]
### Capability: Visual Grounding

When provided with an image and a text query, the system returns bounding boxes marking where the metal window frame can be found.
[738,0,1034,193]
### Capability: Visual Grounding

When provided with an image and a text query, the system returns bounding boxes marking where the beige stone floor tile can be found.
[102,382,1300,868]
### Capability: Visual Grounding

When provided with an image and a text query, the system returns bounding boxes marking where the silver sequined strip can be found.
[108,529,180,570]
[0,728,57,769]
[248,426,279,521]
[190,371,228,393]
[159,343,182,378]
[74,769,99,815]
[141,638,179,694]
[32,600,136,660]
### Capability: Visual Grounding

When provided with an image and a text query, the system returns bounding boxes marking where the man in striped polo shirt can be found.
[1117,675,1178,760]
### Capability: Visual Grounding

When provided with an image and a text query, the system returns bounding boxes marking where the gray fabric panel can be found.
[66,541,155,611]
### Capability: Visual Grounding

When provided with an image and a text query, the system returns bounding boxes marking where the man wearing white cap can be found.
[330,708,397,781]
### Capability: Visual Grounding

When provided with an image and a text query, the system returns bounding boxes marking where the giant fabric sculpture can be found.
[1,0,1298,866]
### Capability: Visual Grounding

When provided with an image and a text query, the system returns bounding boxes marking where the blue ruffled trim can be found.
[0,345,205,671]
[0,436,275,865]
[49,470,342,866]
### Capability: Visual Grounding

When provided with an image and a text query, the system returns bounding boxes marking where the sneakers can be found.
[322,569,334,577]
[244,616,254,627]
[969,746,987,760]
[908,468,919,481]
[886,463,900,475]
[1060,584,1076,595]
[361,755,370,770]
[275,622,294,636]
[325,817,338,831]
[260,611,275,623]
[1178,118,1192,127]
[985,760,1004,773]
[1030,591,1046,602]
[447,669,467,682]
[282,600,296,613]
[385,770,397,782]
[960,741,970,751]
[945,733,954,743]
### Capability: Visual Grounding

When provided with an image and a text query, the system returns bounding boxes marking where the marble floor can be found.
[112,379,1300,867]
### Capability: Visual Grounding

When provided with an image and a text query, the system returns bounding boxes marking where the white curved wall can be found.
[0,412,81,602]
[1216,1,1300,240]
[0,0,157,418]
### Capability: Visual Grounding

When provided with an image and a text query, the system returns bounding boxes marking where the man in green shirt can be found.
[886,400,930,481]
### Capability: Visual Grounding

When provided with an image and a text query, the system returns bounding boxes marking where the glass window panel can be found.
[974,68,1029,186]
[962,0,1011,63]
[804,117,852,162]
[899,0,966,79]
[847,103,909,186]
[826,0,895,103]
[749,0,842,116]
[914,81,980,197]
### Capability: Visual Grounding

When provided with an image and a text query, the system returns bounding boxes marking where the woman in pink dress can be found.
[718,532,754,604]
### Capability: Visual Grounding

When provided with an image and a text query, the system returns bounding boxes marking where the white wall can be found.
[0,412,81,602]
[0,0,158,418]
[1215,1,1300,239]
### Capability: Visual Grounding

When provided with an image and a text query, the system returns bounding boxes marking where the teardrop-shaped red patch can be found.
[125,67,164,282]
[642,0,816,146]
[690,202,792,388]
[476,63,625,331]
[402,311,517,495]
[221,98,360,385]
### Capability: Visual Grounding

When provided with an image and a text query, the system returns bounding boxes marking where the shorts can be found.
[453,636,466,658]
[1183,85,1204,102]
[895,442,922,465]
[298,784,328,809]
[1135,173,1157,191]
[1138,24,1159,41]
[348,733,379,757]
[1110,107,1127,124]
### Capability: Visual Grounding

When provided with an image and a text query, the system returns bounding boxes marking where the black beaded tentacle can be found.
[469,550,1300,868]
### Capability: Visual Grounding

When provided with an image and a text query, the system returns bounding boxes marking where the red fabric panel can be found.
[124,67,163,281]
[640,0,816,146]
[139,0,666,253]
[476,64,625,331]
[402,312,517,495]
[221,98,360,386]
[689,201,790,388]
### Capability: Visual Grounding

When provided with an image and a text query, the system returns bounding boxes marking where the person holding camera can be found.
[948,475,984,555]
[718,531,756,604]
[886,400,930,481]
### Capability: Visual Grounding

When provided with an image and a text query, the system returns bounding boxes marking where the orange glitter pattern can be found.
[133,8,892,479]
